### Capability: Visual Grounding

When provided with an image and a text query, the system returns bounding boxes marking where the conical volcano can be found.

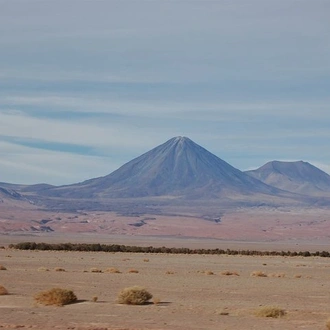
[44,136,280,199]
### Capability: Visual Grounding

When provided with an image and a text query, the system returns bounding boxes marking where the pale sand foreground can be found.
[1,248,330,329]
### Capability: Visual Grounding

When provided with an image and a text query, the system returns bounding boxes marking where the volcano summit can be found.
[41,136,283,200]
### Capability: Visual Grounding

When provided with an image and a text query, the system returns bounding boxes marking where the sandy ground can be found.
[1,247,330,330]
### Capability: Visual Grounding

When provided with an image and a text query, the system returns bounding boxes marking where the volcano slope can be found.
[33,137,298,206]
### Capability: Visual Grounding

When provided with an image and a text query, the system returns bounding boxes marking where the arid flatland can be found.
[1,245,330,329]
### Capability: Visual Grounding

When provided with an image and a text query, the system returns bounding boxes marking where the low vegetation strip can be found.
[8,242,330,257]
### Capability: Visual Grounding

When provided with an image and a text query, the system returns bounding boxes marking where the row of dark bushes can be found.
[8,241,330,257]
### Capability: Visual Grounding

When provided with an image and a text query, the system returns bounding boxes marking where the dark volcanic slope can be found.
[0,186,23,200]
[245,161,330,195]
[43,136,281,199]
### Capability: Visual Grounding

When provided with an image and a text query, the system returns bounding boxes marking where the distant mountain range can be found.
[1,136,330,210]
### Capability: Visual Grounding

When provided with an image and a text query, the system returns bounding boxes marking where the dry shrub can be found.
[105,267,121,274]
[250,271,267,277]
[90,268,103,273]
[326,318,330,330]
[205,270,214,275]
[294,274,302,278]
[269,273,285,278]
[128,269,139,273]
[219,311,229,316]
[255,306,285,318]
[92,296,98,302]
[165,270,175,275]
[0,265,7,270]
[0,285,9,295]
[152,297,161,305]
[117,286,152,305]
[54,267,65,272]
[221,270,239,276]
[143,258,149,262]
[34,288,77,306]
[38,267,49,272]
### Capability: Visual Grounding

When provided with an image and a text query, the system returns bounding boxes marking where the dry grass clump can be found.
[254,306,285,318]
[90,268,103,273]
[294,274,302,278]
[143,258,149,262]
[0,285,9,295]
[269,273,286,278]
[34,288,77,306]
[38,267,50,272]
[221,270,240,276]
[54,267,65,272]
[105,267,121,273]
[128,269,139,273]
[0,265,7,270]
[92,296,98,302]
[219,311,229,315]
[165,270,175,275]
[204,270,214,275]
[117,286,152,305]
[250,271,267,277]
[152,297,161,305]
[326,318,330,330]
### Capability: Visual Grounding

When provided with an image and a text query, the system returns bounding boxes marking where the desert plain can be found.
[1,235,330,330]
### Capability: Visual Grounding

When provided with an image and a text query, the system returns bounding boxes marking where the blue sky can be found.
[1,0,330,185]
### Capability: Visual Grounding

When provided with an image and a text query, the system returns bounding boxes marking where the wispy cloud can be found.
[0,0,329,183]
[2,95,330,119]
[0,141,122,185]
[0,111,161,150]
